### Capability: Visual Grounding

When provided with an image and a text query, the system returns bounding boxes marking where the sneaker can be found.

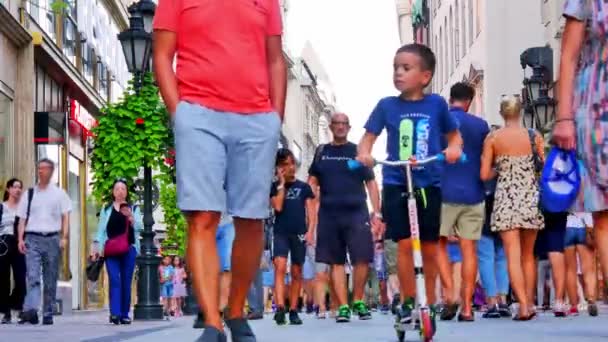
[439,302,459,321]
[42,316,53,325]
[352,300,372,320]
[568,306,579,316]
[588,303,599,317]
[1,312,11,324]
[306,303,314,314]
[225,318,256,342]
[482,305,501,319]
[316,311,327,319]
[274,307,287,325]
[397,297,415,324]
[196,325,228,342]
[246,312,264,320]
[553,301,567,317]
[498,303,512,317]
[18,310,39,325]
[429,305,438,336]
[380,304,390,315]
[336,305,351,323]
[289,310,303,325]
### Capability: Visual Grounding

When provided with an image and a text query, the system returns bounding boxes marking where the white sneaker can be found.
[553,301,567,317]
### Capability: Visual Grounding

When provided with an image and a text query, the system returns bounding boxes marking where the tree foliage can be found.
[90,73,186,255]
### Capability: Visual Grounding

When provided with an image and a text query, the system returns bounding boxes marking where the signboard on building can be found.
[69,99,97,137]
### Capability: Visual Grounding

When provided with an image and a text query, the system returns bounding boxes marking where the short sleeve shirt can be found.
[308,143,374,209]
[17,184,72,233]
[0,203,17,236]
[153,0,283,114]
[364,94,459,188]
[271,180,314,235]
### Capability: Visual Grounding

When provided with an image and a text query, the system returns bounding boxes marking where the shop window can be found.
[0,92,12,189]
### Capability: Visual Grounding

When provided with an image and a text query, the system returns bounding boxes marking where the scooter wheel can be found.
[420,310,434,341]
[396,331,405,342]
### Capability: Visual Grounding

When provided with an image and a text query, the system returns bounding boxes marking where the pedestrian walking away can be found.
[437,82,490,322]
[0,178,26,324]
[308,112,382,324]
[357,43,463,339]
[481,95,545,321]
[17,159,72,326]
[153,0,287,340]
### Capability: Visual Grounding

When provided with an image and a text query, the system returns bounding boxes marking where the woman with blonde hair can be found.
[481,95,544,321]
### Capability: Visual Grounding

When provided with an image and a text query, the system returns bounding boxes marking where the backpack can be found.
[313,144,326,166]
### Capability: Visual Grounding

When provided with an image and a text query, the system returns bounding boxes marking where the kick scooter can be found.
[348,153,466,342]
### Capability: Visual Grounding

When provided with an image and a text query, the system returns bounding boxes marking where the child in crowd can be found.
[357,43,463,332]
[159,255,175,318]
[172,256,187,317]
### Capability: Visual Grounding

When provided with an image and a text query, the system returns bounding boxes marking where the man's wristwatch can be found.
[276,184,284,191]
[372,212,383,220]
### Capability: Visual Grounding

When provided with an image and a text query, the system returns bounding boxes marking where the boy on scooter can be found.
[356,43,462,333]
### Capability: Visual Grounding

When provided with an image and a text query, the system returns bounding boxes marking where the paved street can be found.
[3,308,608,342]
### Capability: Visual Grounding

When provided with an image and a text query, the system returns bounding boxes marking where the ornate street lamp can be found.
[129,0,157,34]
[520,46,556,133]
[118,7,163,321]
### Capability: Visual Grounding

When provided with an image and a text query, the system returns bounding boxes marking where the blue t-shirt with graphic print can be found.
[271,179,314,235]
[364,94,459,188]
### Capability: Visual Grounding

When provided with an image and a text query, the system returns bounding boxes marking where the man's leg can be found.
[246,269,264,318]
[331,265,348,307]
[227,218,264,319]
[345,209,374,319]
[42,236,61,322]
[187,212,222,330]
[437,204,458,318]
[21,235,42,324]
[456,203,484,319]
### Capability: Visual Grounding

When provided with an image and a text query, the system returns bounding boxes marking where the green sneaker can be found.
[336,305,351,323]
[430,305,437,336]
[352,300,372,320]
[397,297,415,324]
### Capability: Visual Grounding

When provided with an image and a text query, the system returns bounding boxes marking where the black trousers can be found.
[0,235,26,314]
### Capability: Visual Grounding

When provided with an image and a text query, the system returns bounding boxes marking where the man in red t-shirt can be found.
[153,1,286,341]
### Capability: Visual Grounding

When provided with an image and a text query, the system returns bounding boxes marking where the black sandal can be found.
[512,313,534,321]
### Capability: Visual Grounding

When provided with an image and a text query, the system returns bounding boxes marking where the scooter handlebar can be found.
[347,153,467,170]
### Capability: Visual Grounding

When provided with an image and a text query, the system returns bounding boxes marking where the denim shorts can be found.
[161,283,174,298]
[564,228,586,248]
[173,101,281,218]
[217,222,235,272]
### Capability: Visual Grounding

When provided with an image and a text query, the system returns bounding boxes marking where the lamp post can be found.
[520,46,556,133]
[117,1,163,320]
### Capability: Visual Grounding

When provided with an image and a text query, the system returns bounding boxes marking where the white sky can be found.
[285,0,401,158]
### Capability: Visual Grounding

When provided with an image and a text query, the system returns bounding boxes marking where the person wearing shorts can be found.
[564,212,598,316]
[308,113,382,323]
[437,83,489,322]
[270,148,315,325]
[153,0,286,340]
[538,211,569,316]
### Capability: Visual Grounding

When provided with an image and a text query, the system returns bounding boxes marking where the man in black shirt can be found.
[308,113,382,323]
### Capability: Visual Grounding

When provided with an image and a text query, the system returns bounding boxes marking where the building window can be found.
[98,61,108,102]
[82,44,94,86]
[454,0,460,63]
[0,91,12,188]
[27,0,57,42]
[434,34,439,91]
[439,27,443,88]
[461,0,467,56]
[475,0,481,36]
[443,17,448,85]
[449,7,454,74]
[63,16,78,66]
[468,0,474,47]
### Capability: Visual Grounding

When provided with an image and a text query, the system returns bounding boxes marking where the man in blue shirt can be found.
[437,82,490,322]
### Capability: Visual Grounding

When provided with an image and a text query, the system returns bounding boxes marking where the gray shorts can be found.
[173,101,281,218]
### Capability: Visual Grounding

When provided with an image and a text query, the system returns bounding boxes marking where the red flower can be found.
[165,157,175,166]
[168,149,176,157]
[135,118,145,125]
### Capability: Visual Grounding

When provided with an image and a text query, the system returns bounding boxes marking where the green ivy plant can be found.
[90,73,186,256]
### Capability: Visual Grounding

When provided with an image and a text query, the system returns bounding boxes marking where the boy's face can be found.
[278,155,296,181]
[393,52,432,94]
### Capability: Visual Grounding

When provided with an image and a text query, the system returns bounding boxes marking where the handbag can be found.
[104,220,130,257]
[86,257,104,282]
